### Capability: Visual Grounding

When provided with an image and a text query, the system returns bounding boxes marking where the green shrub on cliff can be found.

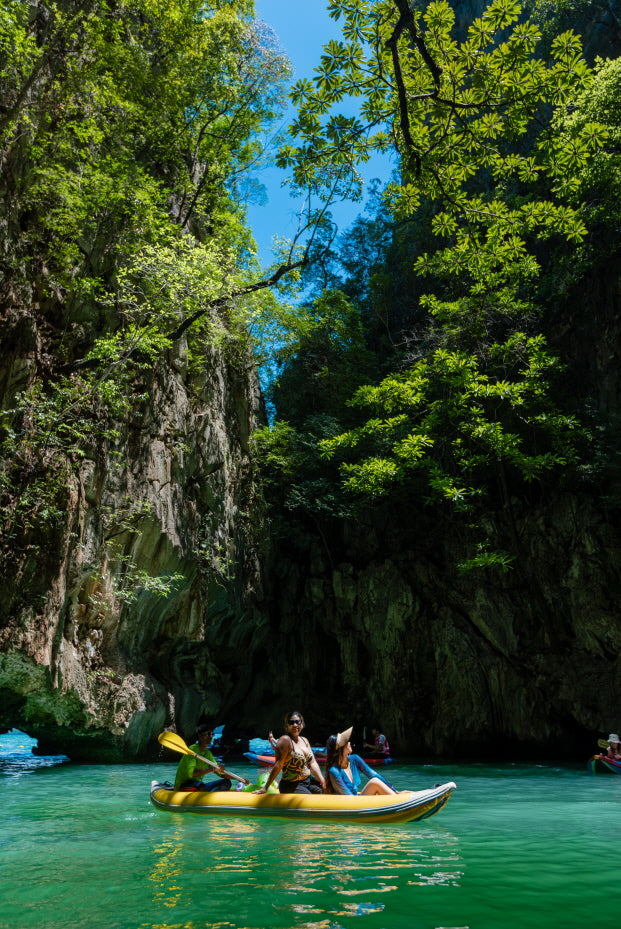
[0,0,290,347]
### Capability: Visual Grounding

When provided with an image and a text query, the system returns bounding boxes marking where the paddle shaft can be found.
[189,749,249,785]
[158,731,249,784]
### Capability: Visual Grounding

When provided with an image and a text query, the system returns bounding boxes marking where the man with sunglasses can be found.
[254,711,325,795]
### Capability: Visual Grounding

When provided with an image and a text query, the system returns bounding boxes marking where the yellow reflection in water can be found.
[149,830,185,909]
[140,923,235,929]
[145,808,462,929]
[146,816,269,920]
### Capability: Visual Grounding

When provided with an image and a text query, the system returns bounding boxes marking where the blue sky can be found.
[248,0,393,266]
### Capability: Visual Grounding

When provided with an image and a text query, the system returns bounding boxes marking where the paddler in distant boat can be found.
[363,725,390,757]
[173,724,232,792]
[605,733,621,760]
[254,711,325,795]
[325,727,397,795]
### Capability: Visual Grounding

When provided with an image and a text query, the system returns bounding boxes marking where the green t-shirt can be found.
[174,744,216,789]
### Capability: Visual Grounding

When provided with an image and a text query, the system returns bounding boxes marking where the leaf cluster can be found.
[321,334,586,507]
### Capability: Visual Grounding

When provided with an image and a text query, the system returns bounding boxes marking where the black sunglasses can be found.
[287,718,302,725]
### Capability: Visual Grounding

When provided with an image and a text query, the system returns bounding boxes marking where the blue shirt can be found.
[328,754,392,795]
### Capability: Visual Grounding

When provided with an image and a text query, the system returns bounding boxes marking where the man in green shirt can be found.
[174,724,232,792]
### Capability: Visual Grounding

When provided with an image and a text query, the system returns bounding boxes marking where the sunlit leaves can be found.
[321,335,582,510]
[1,0,295,374]
[280,0,598,253]
[549,56,621,229]
[262,0,602,572]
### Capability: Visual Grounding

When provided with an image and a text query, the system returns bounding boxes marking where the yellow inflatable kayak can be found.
[149,780,456,824]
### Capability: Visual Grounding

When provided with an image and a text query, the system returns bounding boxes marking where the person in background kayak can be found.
[254,711,325,795]
[174,724,232,792]
[605,734,621,760]
[363,725,390,757]
[326,727,397,796]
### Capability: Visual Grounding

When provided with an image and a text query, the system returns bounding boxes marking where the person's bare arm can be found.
[253,736,291,793]
[309,754,326,790]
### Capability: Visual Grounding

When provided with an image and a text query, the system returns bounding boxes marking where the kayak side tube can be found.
[149,780,456,824]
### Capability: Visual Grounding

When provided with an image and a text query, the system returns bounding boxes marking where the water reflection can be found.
[145,813,462,928]
[147,817,269,920]
[5,761,620,929]
[277,823,462,924]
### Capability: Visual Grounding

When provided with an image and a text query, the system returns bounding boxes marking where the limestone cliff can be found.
[0,310,264,761]
[0,0,274,761]
[226,250,621,762]
[237,489,621,761]
[221,6,621,760]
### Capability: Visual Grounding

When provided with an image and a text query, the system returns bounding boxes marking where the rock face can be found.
[239,490,621,761]
[0,312,264,760]
[229,239,621,759]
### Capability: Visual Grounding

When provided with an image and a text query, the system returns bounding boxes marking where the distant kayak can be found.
[588,754,621,774]
[150,780,456,823]
[243,751,393,768]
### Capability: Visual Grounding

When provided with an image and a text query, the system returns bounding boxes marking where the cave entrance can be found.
[0,728,70,773]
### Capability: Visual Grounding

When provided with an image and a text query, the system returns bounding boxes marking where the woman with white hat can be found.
[606,734,621,760]
[324,726,397,796]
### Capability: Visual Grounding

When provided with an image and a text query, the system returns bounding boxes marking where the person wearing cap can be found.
[606,734,621,760]
[253,711,325,795]
[324,727,397,796]
[173,724,232,792]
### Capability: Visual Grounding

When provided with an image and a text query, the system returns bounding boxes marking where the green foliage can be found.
[321,334,585,508]
[265,0,604,569]
[268,289,376,424]
[0,0,294,575]
[253,290,377,533]
[526,0,618,51]
[90,561,185,606]
[252,416,355,528]
[552,56,621,232]
[456,544,515,575]
[279,0,600,220]
[1,0,291,350]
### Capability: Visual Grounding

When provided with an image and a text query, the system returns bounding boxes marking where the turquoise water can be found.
[1,730,618,929]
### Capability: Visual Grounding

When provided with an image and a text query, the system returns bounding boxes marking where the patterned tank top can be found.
[281,736,313,782]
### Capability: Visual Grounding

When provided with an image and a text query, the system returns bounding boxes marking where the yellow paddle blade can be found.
[598,739,611,750]
[158,730,193,756]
